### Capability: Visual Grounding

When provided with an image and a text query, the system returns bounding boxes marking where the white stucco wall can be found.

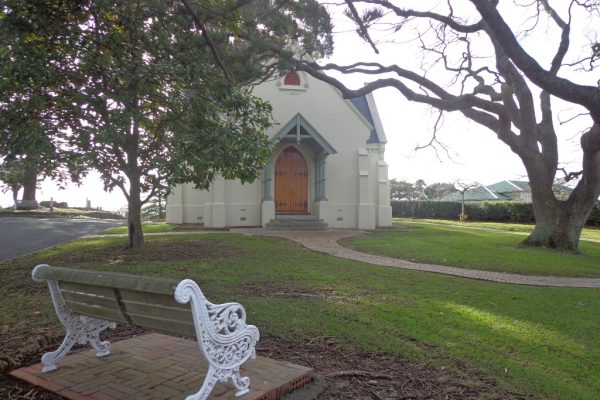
[166,71,392,229]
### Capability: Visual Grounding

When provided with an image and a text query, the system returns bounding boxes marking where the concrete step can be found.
[266,215,328,230]
[271,216,320,222]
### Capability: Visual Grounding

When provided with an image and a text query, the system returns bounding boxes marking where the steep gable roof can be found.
[349,95,387,144]
[488,180,530,194]
[272,113,337,155]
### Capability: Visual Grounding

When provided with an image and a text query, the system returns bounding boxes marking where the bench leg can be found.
[185,367,218,400]
[41,330,77,373]
[185,366,250,400]
[230,367,251,397]
[41,281,115,373]
[41,318,114,372]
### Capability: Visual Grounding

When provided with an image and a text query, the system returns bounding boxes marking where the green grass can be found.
[395,218,600,242]
[102,222,176,234]
[2,233,599,399]
[345,220,600,277]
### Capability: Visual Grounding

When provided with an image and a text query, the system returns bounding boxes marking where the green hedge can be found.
[392,200,600,226]
[588,206,600,226]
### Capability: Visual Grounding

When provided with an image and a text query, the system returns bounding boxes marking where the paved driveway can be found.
[0,217,123,262]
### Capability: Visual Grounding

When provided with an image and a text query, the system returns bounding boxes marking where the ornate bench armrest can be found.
[175,279,260,399]
[207,302,248,334]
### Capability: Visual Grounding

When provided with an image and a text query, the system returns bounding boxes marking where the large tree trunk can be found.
[522,201,588,252]
[127,180,144,249]
[521,124,600,253]
[21,166,37,201]
[18,164,38,209]
[11,185,19,211]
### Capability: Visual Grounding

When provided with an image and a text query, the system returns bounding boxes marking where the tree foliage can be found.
[294,0,600,251]
[70,0,274,248]
[0,157,25,209]
[0,0,87,199]
[3,0,333,248]
[424,182,456,200]
[390,179,455,200]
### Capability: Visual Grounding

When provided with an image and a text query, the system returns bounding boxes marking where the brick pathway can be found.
[232,228,600,289]
[10,333,313,400]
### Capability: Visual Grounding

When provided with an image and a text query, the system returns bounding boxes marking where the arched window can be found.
[283,70,301,86]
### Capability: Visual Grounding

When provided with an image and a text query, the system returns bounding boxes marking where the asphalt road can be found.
[0,216,123,262]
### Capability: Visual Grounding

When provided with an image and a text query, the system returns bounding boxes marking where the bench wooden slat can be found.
[127,314,197,337]
[123,301,192,324]
[34,265,179,295]
[119,289,190,310]
[60,282,116,298]
[65,301,127,323]
[61,290,120,311]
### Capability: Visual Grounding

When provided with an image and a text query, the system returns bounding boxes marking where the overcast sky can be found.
[1,1,596,210]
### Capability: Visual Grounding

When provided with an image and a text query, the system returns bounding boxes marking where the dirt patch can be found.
[259,335,531,400]
[2,327,530,400]
[240,282,351,303]
[47,239,241,265]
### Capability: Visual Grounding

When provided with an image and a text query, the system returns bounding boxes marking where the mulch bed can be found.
[44,239,242,265]
[1,324,531,400]
[259,336,530,400]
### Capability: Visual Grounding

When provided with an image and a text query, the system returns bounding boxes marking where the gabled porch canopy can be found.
[263,113,336,203]
[271,113,337,156]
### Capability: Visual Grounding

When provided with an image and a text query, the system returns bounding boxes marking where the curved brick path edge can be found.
[231,228,600,289]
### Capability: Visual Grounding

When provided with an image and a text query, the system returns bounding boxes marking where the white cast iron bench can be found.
[32,264,260,400]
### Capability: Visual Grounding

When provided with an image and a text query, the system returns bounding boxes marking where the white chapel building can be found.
[166,70,392,229]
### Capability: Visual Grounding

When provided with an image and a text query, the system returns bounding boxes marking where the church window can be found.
[283,71,301,86]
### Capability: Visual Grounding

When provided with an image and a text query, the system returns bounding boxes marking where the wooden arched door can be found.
[275,147,308,213]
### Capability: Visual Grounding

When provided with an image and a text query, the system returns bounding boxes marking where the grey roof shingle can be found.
[349,96,380,144]
[442,180,573,202]
[442,186,511,201]
[488,180,530,194]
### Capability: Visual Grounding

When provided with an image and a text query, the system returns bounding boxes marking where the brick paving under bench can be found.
[10,333,314,400]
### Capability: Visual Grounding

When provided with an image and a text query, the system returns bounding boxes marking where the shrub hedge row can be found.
[391,200,600,226]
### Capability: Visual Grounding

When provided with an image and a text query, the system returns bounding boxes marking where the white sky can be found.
[1,1,596,210]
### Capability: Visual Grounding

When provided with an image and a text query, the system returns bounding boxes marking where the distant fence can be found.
[391,200,600,226]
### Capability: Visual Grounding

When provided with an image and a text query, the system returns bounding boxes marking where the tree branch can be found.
[414,110,454,161]
[300,61,504,114]
[356,0,484,33]
[470,0,600,120]
[344,0,379,54]
[291,58,521,151]
[540,0,573,74]
[180,0,231,82]
[489,35,537,145]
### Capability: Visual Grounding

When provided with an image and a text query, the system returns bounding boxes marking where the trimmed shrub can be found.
[391,200,460,219]
[588,205,600,226]
[506,202,535,222]
[391,200,598,226]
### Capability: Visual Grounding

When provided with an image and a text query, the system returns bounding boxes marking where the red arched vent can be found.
[284,71,301,86]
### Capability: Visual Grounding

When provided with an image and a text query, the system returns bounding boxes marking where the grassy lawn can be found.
[343,220,600,277]
[1,233,599,399]
[395,218,600,242]
[102,222,176,234]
